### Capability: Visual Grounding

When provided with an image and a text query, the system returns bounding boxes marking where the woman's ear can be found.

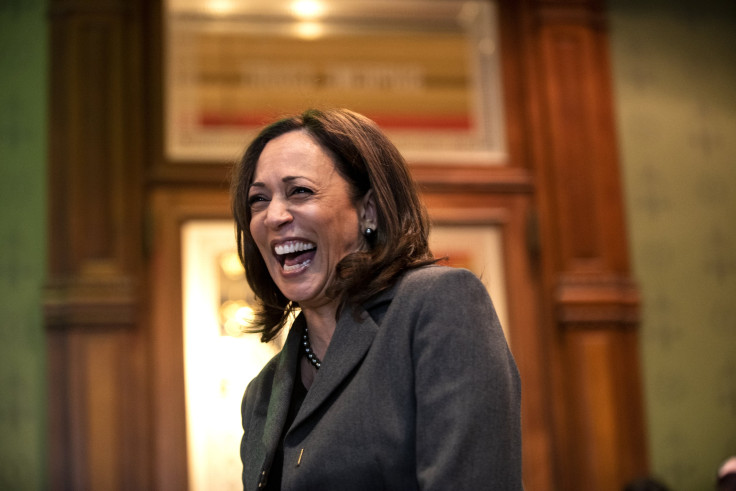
[359,189,377,229]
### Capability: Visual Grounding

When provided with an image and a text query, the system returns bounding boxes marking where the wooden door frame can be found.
[145,183,554,490]
[147,188,233,489]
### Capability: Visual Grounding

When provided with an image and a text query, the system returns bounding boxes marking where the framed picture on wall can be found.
[165,0,506,165]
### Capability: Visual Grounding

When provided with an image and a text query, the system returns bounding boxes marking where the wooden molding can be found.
[412,164,535,195]
[44,276,139,328]
[523,0,648,488]
[556,274,640,326]
[45,0,150,489]
[147,188,233,490]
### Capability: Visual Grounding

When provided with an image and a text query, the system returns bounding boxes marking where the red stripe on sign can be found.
[199,112,472,130]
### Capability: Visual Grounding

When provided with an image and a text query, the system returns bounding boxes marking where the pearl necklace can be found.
[302,326,322,370]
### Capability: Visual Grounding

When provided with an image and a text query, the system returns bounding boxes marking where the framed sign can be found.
[165,0,506,164]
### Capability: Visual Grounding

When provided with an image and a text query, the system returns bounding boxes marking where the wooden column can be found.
[523,0,648,489]
[44,0,150,488]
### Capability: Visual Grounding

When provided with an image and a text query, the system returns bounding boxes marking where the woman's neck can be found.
[301,304,338,361]
[299,304,338,389]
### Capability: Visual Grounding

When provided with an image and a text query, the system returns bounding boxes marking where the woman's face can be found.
[247,130,365,312]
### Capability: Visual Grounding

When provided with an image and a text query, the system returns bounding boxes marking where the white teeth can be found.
[283,259,312,272]
[274,241,315,255]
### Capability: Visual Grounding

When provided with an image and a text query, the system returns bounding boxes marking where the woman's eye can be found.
[290,187,313,197]
[248,195,268,208]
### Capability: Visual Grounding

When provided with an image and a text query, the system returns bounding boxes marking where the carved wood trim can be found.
[45,0,145,326]
[45,0,150,489]
[147,188,233,490]
[44,276,139,327]
[524,0,648,489]
[533,2,631,275]
[556,274,640,326]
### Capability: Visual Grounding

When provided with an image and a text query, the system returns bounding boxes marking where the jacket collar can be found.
[291,304,378,430]
[261,285,397,447]
[260,316,303,454]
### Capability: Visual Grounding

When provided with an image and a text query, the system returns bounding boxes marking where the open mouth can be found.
[274,240,316,272]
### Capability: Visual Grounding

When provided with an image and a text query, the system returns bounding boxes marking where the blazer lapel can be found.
[260,318,303,453]
[290,289,395,430]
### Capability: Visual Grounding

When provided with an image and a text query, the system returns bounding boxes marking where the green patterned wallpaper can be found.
[609,0,736,489]
[0,0,47,489]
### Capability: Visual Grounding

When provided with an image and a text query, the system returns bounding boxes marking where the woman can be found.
[232,108,521,490]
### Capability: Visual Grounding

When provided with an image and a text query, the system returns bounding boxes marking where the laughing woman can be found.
[232,108,521,490]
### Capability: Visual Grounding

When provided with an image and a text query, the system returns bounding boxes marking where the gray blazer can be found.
[241,266,522,490]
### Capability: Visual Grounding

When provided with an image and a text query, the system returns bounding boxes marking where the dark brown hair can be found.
[231,108,434,341]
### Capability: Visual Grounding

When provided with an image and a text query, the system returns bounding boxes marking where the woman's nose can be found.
[263,197,293,229]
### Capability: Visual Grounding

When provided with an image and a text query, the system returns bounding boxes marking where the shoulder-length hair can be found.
[231,108,435,342]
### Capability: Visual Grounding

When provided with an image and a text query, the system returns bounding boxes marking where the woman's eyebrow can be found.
[248,176,312,191]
